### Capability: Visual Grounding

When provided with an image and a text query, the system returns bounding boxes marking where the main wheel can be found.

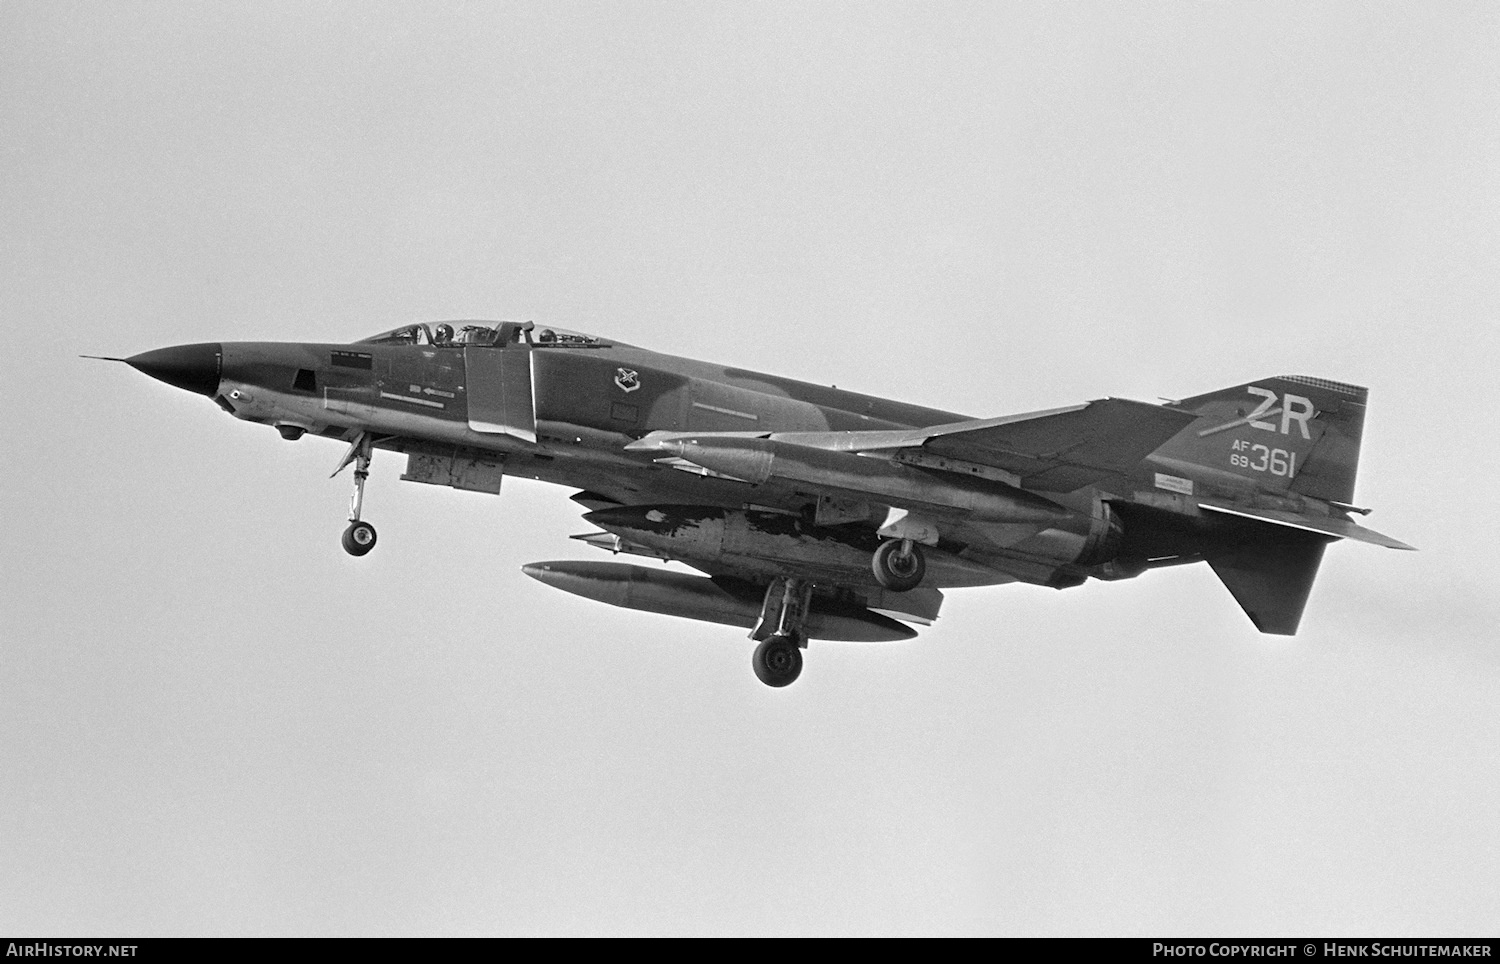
[872,539,925,591]
[752,635,804,688]
[341,520,377,556]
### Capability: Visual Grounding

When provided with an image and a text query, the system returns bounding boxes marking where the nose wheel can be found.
[334,433,378,557]
[342,520,377,556]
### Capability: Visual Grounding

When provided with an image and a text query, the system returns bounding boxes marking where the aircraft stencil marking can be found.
[1154,473,1194,495]
[100,322,1412,688]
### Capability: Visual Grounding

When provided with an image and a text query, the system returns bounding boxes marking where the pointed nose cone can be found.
[521,562,557,584]
[521,561,631,605]
[125,343,222,396]
[582,505,647,529]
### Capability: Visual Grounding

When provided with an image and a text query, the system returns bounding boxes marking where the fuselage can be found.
[213,333,967,509]
[120,321,1354,599]
[111,319,1410,675]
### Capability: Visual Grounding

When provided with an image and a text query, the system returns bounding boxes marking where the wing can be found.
[827,398,1200,492]
[632,398,1199,494]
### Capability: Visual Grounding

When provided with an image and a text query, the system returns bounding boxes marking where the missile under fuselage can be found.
[584,503,1013,589]
[521,560,917,642]
[638,436,1068,524]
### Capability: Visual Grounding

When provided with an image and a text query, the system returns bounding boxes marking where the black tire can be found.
[752,635,803,688]
[342,520,377,556]
[872,539,925,592]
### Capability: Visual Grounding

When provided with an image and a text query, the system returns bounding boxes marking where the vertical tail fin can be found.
[1154,376,1372,635]
[1159,375,1368,503]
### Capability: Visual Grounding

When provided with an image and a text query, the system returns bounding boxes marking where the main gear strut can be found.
[750,576,812,687]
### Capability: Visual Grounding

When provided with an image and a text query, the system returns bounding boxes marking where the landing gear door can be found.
[464,346,536,443]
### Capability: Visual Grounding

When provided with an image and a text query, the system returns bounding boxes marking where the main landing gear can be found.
[872,538,925,592]
[751,576,812,687]
[334,433,377,556]
[753,636,803,688]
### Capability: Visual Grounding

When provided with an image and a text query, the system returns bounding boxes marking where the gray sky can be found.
[3,0,1497,936]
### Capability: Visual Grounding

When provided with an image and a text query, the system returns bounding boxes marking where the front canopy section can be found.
[359,321,507,346]
[358,320,611,349]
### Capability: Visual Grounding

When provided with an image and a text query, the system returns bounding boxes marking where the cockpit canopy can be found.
[358,320,608,349]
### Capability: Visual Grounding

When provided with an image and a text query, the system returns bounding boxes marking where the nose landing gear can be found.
[342,519,377,556]
[333,433,378,557]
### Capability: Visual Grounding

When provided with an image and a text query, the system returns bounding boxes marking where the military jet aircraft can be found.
[100,320,1412,686]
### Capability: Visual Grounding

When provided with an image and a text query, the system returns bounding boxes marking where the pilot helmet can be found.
[434,323,454,344]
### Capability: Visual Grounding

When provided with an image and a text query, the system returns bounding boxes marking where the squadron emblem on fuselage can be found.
[614,368,640,393]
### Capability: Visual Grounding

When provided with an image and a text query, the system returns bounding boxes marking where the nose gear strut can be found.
[332,432,378,556]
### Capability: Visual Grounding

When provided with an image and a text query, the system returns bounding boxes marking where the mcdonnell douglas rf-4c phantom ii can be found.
[103,320,1412,686]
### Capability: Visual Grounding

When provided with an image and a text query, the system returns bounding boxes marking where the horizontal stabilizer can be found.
[1200,503,1414,550]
